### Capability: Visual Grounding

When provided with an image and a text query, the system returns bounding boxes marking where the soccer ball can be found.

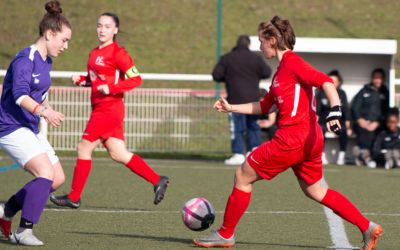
[181,197,215,231]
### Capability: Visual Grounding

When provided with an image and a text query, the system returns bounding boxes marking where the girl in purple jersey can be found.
[0,1,71,246]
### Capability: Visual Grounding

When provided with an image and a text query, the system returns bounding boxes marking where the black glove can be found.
[326,105,342,135]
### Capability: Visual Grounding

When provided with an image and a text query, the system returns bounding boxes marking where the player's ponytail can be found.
[258,16,295,50]
[39,0,71,36]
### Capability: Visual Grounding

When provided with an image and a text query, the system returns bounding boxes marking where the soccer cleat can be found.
[10,229,44,246]
[193,230,235,248]
[361,222,383,250]
[336,151,346,165]
[0,204,12,239]
[366,160,377,169]
[224,154,245,166]
[49,194,81,209]
[154,176,169,205]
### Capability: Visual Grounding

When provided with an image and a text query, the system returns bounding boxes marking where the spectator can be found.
[372,68,389,128]
[351,69,386,168]
[258,88,277,141]
[372,108,400,170]
[317,70,352,165]
[212,35,271,165]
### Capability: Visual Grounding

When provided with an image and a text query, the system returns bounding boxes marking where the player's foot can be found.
[224,154,245,165]
[0,204,12,239]
[193,230,235,248]
[49,194,81,209]
[154,176,169,205]
[361,222,382,250]
[384,159,393,170]
[10,229,44,246]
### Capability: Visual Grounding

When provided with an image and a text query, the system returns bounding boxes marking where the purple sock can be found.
[15,177,53,224]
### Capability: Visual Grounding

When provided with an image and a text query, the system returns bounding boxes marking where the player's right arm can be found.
[72,74,91,87]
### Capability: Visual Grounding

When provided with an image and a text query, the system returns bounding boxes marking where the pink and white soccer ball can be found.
[181,197,215,231]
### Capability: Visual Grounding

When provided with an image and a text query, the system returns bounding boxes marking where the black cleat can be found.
[153,176,169,205]
[49,194,81,209]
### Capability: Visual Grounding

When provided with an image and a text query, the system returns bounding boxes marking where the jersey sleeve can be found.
[259,90,275,114]
[291,57,332,89]
[11,57,34,103]
[109,48,142,94]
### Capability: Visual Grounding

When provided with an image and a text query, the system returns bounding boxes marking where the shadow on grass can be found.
[68,231,330,249]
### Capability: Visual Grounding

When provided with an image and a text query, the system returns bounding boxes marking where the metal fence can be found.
[47,87,230,153]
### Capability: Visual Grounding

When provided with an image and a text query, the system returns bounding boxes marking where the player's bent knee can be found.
[108,150,126,163]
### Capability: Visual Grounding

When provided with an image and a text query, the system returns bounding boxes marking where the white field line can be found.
[43,208,400,217]
[321,177,353,250]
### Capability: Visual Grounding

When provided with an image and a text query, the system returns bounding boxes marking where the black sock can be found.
[4,195,21,218]
[19,218,34,229]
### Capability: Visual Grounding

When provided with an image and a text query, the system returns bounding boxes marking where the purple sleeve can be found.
[11,57,33,101]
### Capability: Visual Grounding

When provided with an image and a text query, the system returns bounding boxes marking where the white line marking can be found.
[321,177,354,250]
[43,208,400,217]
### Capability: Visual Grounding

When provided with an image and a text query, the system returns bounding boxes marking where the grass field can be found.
[0,157,399,249]
[0,0,399,77]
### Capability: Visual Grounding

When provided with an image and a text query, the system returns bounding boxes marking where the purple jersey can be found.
[0,45,52,137]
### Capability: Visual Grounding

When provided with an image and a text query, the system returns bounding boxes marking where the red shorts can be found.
[247,125,324,185]
[82,101,125,142]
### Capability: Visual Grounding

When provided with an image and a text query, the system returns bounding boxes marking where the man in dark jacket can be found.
[212,35,271,165]
[351,68,388,168]
[372,108,400,169]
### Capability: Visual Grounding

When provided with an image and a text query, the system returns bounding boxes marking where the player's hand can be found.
[357,118,368,129]
[97,84,110,95]
[366,121,379,132]
[41,107,65,128]
[213,97,232,113]
[326,105,342,135]
[72,75,85,86]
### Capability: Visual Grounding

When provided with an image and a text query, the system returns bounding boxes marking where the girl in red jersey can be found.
[194,16,382,250]
[50,13,169,208]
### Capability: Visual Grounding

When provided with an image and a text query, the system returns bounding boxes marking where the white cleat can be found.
[322,152,329,165]
[336,151,346,165]
[224,154,245,165]
[10,229,44,246]
[366,160,377,169]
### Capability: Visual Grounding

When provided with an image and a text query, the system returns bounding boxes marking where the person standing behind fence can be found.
[0,1,71,245]
[317,70,352,165]
[351,69,386,168]
[212,35,271,165]
[50,12,169,209]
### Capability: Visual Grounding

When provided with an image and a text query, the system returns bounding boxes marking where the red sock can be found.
[320,189,370,232]
[68,159,92,202]
[218,187,252,239]
[125,155,160,185]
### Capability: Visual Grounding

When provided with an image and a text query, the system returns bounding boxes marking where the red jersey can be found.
[260,51,332,128]
[80,42,142,105]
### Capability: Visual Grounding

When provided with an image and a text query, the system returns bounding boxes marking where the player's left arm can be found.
[108,49,142,94]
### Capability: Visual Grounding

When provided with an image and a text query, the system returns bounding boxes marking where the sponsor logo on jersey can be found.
[385,137,391,141]
[95,56,105,66]
[32,73,40,77]
[34,78,40,84]
[272,78,280,88]
[89,70,97,81]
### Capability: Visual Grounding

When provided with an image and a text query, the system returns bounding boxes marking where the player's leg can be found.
[50,139,100,208]
[6,153,55,246]
[298,179,382,250]
[193,161,261,248]
[104,137,169,205]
